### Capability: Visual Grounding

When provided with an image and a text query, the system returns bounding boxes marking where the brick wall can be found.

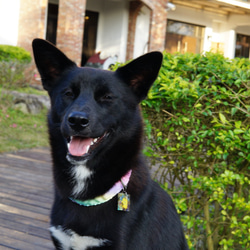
[56,0,86,66]
[18,0,48,54]
[17,0,166,77]
[141,0,168,52]
[126,1,144,60]
[18,0,86,65]
[126,0,168,60]
[149,0,168,52]
[17,0,48,84]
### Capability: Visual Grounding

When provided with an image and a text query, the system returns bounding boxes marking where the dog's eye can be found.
[102,94,112,100]
[64,89,74,98]
[95,88,114,103]
[99,94,114,103]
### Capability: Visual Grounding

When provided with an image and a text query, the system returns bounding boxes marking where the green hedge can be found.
[0,45,31,63]
[0,45,32,88]
[142,52,250,249]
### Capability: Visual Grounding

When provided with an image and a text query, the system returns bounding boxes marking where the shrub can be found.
[142,52,250,249]
[0,45,32,88]
[0,45,32,62]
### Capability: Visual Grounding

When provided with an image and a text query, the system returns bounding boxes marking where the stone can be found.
[4,91,50,114]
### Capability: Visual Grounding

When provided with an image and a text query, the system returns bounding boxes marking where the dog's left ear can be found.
[116,52,162,102]
[32,38,76,91]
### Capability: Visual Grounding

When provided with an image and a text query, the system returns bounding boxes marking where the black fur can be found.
[32,39,188,250]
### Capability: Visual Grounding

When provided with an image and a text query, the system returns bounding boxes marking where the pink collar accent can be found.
[107,170,132,196]
[70,170,132,206]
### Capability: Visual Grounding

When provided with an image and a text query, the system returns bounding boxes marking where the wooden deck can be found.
[0,148,54,250]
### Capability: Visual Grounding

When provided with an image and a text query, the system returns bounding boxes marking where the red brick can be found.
[56,0,86,66]
[17,0,168,82]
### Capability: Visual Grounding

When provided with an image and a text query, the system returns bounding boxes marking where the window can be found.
[235,34,250,58]
[46,3,58,45]
[165,20,205,54]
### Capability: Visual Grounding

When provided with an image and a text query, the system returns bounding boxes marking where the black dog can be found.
[32,39,188,250]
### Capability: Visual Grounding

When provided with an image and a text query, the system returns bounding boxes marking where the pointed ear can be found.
[32,39,76,91]
[116,52,162,102]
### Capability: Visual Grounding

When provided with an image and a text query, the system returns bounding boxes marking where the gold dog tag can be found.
[117,192,130,211]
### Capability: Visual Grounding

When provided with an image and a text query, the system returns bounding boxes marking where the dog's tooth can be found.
[93,138,98,143]
[91,140,94,146]
[67,137,72,149]
[86,145,90,153]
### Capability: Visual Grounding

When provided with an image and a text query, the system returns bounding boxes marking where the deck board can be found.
[0,148,54,250]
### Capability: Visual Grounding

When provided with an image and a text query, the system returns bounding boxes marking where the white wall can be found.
[167,5,222,28]
[133,5,151,58]
[228,14,250,34]
[223,29,236,59]
[0,0,20,45]
[86,0,129,62]
[235,25,250,35]
[167,5,250,59]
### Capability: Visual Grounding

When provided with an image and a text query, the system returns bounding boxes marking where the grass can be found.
[0,85,47,95]
[0,88,49,153]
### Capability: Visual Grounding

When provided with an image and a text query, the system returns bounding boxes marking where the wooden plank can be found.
[0,178,52,200]
[0,148,55,249]
[0,226,53,250]
[4,153,50,164]
[15,148,52,162]
[0,212,50,237]
[0,189,53,209]
[0,183,53,203]
[0,244,15,250]
[0,197,50,216]
[0,157,52,174]
[0,202,49,222]
[0,166,53,187]
[0,212,50,238]
[0,170,52,188]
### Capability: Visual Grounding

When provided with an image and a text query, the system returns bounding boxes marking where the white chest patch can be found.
[50,226,110,250]
[70,161,93,196]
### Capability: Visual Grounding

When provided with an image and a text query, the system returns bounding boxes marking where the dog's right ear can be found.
[116,51,162,103]
[32,39,76,91]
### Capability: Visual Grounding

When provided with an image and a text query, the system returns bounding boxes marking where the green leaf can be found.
[235,121,242,129]
[231,107,238,116]
[182,117,190,122]
[219,113,227,124]
[195,103,202,108]
[234,129,244,134]
[243,215,250,221]
[187,220,194,229]
[221,210,227,216]
[157,131,162,137]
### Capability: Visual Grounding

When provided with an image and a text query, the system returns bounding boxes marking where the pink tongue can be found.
[68,137,92,156]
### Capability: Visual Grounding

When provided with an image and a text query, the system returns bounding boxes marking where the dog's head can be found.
[32,39,162,166]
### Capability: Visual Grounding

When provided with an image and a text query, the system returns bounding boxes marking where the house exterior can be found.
[0,0,168,67]
[0,0,250,71]
[167,0,250,59]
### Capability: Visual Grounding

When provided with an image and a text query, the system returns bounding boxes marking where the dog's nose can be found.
[68,112,89,130]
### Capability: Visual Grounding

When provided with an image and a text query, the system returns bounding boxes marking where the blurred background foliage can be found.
[0,45,32,88]
[141,52,250,250]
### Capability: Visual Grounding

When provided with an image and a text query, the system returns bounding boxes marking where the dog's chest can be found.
[70,162,93,197]
[50,226,110,250]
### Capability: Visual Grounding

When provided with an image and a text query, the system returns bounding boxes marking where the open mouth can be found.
[67,132,109,160]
